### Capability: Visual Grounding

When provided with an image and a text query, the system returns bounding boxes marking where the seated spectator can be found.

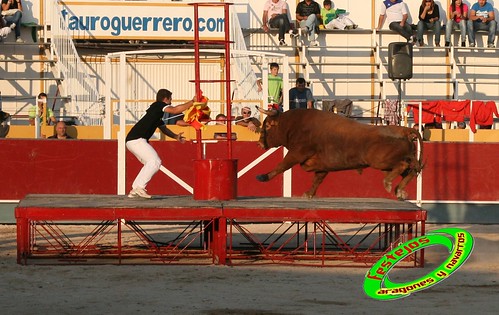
[235,106,261,132]
[445,0,468,47]
[416,0,442,47]
[456,121,467,129]
[1,0,23,43]
[289,78,314,110]
[28,93,56,126]
[0,109,10,138]
[376,0,416,44]
[467,0,496,48]
[321,0,357,30]
[0,16,14,42]
[215,113,227,125]
[296,0,321,47]
[262,0,298,46]
[47,121,74,139]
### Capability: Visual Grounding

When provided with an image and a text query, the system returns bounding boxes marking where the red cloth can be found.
[470,101,499,133]
[407,101,442,124]
[440,100,470,122]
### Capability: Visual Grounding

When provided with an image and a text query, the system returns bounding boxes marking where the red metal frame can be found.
[190,2,234,160]
[16,195,426,266]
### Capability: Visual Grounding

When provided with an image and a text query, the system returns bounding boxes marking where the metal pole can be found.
[193,4,203,160]
[398,79,402,125]
[224,3,232,159]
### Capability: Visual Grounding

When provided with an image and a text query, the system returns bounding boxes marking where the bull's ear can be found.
[256,106,278,117]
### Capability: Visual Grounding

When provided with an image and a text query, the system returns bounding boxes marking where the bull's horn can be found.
[256,106,278,117]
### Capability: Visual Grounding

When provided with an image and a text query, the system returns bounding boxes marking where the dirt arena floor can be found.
[0,223,498,315]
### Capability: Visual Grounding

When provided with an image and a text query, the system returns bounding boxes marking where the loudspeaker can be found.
[388,42,413,80]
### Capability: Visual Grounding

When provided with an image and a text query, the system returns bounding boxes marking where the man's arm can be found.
[400,13,408,26]
[295,3,305,22]
[377,14,385,30]
[487,9,495,22]
[469,8,477,21]
[164,99,194,115]
[262,10,269,32]
[306,90,314,109]
[158,125,186,143]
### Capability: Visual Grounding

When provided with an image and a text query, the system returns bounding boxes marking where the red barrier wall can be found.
[1,139,497,201]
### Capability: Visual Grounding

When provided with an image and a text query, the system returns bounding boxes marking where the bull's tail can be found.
[408,129,425,173]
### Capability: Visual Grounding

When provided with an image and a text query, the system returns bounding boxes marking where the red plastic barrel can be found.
[194,159,237,200]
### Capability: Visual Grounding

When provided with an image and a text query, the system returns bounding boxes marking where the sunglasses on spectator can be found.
[242,111,251,114]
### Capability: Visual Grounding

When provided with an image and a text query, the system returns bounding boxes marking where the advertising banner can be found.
[60,1,226,40]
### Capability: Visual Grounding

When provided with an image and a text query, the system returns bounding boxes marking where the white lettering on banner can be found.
[59,2,225,40]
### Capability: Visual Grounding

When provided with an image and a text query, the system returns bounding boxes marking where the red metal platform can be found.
[15,195,426,266]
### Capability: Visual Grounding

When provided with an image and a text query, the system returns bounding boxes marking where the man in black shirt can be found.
[296,0,321,47]
[126,89,194,199]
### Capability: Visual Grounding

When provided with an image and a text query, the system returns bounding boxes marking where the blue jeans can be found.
[445,19,467,44]
[388,21,413,41]
[269,14,292,41]
[416,20,441,45]
[467,20,497,45]
[300,14,319,39]
[4,10,22,38]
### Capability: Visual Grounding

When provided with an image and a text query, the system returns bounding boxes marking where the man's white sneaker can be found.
[289,29,299,38]
[10,23,16,30]
[128,187,152,199]
[15,37,25,43]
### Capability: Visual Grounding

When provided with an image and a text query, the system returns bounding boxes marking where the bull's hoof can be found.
[302,192,315,199]
[256,174,269,182]
[395,188,408,200]
[383,180,392,193]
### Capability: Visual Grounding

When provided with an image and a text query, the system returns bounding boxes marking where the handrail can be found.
[229,7,261,114]
[44,0,103,126]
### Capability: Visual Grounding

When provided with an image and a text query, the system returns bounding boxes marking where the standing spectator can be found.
[47,121,74,139]
[267,62,283,111]
[445,0,468,47]
[28,93,56,126]
[262,0,298,46]
[289,78,314,110]
[235,106,261,132]
[376,0,416,44]
[321,0,357,30]
[126,89,193,199]
[416,0,442,47]
[296,0,321,47]
[1,0,23,43]
[467,0,496,48]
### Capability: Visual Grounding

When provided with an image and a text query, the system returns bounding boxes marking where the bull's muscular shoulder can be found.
[281,108,362,132]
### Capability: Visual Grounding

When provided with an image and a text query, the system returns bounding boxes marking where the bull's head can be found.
[256,106,280,150]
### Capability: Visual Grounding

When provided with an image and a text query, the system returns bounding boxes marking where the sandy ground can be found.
[0,223,498,315]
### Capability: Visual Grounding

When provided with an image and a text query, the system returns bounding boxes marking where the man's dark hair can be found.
[156,89,172,102]
[38,92,48,99]
[269,62,279,69]
[296,77,306,85]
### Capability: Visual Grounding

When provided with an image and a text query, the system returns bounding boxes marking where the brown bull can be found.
[256,108,424,200]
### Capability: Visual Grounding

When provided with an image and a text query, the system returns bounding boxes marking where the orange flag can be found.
[183,94,210,130]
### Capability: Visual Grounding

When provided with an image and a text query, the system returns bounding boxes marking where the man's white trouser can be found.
[126,138,162,190]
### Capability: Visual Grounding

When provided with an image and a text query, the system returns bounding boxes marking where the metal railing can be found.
[229,7,261,112]
[44,0,103,126]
